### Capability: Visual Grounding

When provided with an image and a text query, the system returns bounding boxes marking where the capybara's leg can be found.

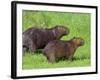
[22,47,28,56]
[28,41,36,53]
[68,55,74,61]
[48,53,56,63]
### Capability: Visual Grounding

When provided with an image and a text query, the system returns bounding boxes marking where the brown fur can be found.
[43,37,84,62]
[23,25,69,53]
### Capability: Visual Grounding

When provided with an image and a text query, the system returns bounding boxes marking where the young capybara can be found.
[43,37,84,63]
[23,25,69,53]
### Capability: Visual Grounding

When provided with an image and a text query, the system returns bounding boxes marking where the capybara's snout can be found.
[80,39,84,46]
[61,26,69,35]
[65,27,70,35]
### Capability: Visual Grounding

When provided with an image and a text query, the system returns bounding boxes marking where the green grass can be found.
[22,10,91,69]
[22,53,90,69]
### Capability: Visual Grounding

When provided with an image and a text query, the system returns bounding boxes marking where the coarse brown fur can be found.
[23,25,69,53]
[43,37,84,63]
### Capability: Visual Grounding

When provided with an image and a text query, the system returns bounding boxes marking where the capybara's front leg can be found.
[68,55,74,61]
[48,53,56,63]
[28,41,36,53]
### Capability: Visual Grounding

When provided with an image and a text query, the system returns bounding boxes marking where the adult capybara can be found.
[23,25,69,53]
[43,37,84,63]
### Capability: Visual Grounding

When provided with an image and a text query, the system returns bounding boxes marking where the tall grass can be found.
[22,10,91,69]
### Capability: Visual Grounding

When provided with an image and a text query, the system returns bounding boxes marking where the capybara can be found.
[43,37,84,63]
[22,25,69,53]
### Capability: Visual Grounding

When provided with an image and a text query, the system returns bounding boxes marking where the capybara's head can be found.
[72,37,84,46]
[55,25,69,35]
[53,25,69,39]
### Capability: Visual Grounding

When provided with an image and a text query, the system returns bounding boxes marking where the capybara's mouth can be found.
[64,31,69,35]
[64,32,67,35]
[66,29,70,35]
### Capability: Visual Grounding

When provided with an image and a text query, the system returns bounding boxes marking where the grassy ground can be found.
[22,10,91,69]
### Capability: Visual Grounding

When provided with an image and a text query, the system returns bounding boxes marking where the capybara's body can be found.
[43,37,84,62]
[23,25,69,53]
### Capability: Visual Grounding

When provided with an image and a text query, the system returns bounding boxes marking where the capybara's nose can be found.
[67,28,70,34]
[81,40,84,45]
[65,28,69,35]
